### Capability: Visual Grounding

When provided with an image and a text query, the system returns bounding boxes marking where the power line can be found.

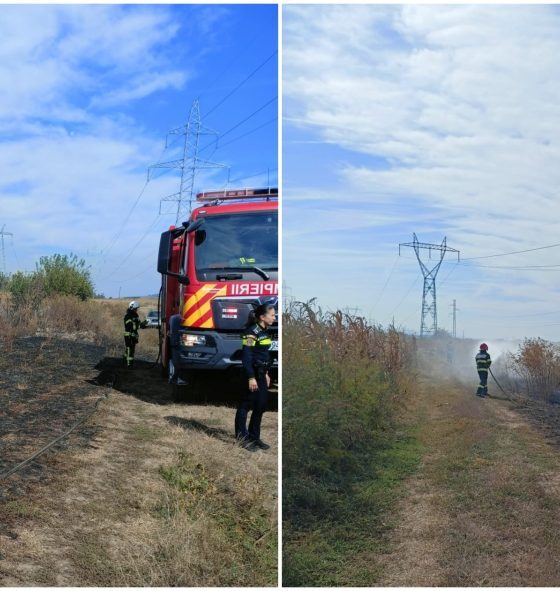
[99,180,150,261]
[105,260,158,284]
[469,262,560,270]
[389,272,422,319]
[227,167,278,186]
[204,50,277,118]
[151,99,228,221]
[198,33,262,103]
[198,96,278,155]
[439,260,460,286]
[103,214,162,279]
[368,254,400,318]
[450,299,458,338]
[0,225,13,273]
[399,233,460,336]
[463,242,560,260]
[214,116,277,152]
[96,134,181,269]
[97,94,276,279]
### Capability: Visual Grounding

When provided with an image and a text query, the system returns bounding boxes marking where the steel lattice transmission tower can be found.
[0,225,13,273]
[149,99,228,223]
[450,299,459,338]
[399,233,460,336]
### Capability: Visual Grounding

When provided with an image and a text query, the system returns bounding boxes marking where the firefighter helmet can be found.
[480,343,488,351]
[128,301,140,310]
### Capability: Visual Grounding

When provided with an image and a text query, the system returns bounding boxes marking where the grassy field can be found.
[380,373,560,586]
[283,302,560,586]
[282,303,421,586]
[0,295,278,586]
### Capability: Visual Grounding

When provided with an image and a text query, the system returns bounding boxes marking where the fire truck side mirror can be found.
[157,231,173,275]
[158,231,190,285]
[185,218,205,233]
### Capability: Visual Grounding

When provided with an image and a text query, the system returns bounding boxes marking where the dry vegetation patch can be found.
[282,301,421,586]
[380,373,560,587]
[0,298,277,586]
[0,389,277,586]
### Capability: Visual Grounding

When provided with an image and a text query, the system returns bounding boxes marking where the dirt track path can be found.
[380,377,560,586]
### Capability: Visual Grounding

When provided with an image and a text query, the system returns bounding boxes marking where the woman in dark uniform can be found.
[235,303,276,451]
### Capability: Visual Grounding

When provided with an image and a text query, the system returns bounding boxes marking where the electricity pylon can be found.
[399,233,460,337]
[450,299,459,338]
[0,225,13,273]
[149,99,228,224]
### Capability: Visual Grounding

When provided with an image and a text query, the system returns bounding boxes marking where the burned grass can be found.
[507,397,560,449]
[0,337,106,503]
[0,387,278,586]
[0,323,278,586]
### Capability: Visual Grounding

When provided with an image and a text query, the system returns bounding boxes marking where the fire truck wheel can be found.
[168,358,177,383]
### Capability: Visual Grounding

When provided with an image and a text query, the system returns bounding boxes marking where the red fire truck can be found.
[157,188,278,391]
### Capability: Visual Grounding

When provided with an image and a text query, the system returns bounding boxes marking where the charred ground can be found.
[1,338,106,505]
[0,299,277,586]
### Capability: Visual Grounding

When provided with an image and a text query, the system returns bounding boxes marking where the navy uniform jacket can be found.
[475,351,492,372]
[241,322,272,379]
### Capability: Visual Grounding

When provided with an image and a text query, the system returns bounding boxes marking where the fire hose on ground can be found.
[0,391,110,482]
[488,367,514,401]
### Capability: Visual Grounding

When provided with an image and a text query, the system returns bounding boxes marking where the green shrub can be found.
[36,253,94,301]
[7,270,45,308]
[0,272,9,291]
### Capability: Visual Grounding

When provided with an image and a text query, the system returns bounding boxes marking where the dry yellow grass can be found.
[379,373,560,586]
[0,389,277,586]
[0,297,277,586]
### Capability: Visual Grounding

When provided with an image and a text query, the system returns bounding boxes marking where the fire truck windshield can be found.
[194,211,278,280]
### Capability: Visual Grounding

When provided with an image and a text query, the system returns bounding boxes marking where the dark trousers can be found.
[235,371,269,441]
[476,370,488,395]
[124,335,137,367]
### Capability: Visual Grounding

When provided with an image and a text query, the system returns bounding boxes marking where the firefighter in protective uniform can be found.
[235,303,276,451]
[475,343,492,397]
[124,301,147,368]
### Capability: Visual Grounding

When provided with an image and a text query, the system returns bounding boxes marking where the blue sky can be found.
[0,4,277,297]
[283,4,560,341]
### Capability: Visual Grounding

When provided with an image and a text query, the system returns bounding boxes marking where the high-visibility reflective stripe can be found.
[182,284,227,329]
[242,338,272,346]
[126,346,134,363]
[186,299,213,326]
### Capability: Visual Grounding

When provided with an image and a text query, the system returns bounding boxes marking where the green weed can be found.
[283,301,421,586]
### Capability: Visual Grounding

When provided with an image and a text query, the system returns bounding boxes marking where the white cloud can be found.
[91,72,189,109]
[283,5,560,339]
[0,5,185,123]
[0,5,231,297]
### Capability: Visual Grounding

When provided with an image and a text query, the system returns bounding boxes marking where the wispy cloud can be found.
[0,6,185,124]
[0,5,240,296]
[284,5,560,339]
